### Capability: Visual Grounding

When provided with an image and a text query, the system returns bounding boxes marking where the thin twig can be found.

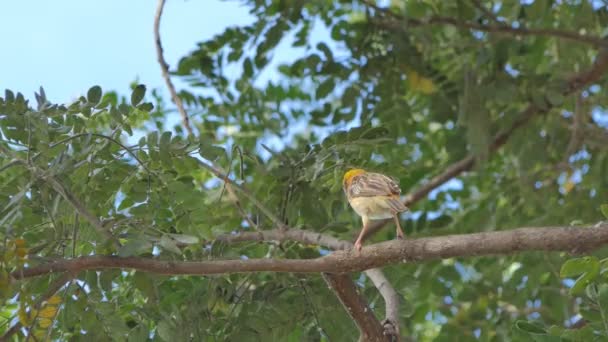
[0,147,119,246]
[154,0,194,136]
[196,160,286,229]
[562,93,585,165]
[49,133,151,174]
[470,0,501,23]
[0,159,20,174]
[43,175,119,247]
[298,278,330,339]
[362,0,607,48]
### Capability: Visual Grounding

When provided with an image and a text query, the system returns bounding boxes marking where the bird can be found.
[342,169,408,251]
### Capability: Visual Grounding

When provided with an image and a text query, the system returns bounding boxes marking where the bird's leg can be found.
[394,214,405,239]
[354,217,370,251]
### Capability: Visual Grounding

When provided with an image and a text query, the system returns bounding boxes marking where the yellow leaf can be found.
[38,318,53,328]
[407,71,436,95]
[18,308,29,326]
[564,180,575,194]
[38,306,58,319]
[418,77,436,94]
[16,247,28,258]
[408,71,421,88]
[33,328,47,339]
[47,295,62,305]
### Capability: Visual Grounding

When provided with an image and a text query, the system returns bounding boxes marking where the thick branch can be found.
[217,229,399,338]
[365,268,401,339]
[323,273,387,342]
[216,227,352,250]
[154,0,194,136]
[14,224,608,279]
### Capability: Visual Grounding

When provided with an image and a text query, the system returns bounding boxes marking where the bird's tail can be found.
[386,196,408,213]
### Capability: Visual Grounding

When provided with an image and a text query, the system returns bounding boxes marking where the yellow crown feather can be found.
[343,169,366,187]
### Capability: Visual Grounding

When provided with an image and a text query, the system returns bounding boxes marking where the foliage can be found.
[2,0,608,340]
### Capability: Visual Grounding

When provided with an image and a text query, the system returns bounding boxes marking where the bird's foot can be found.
[354,240,363,252]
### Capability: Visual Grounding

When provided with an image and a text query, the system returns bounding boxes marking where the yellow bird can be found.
[343,169,408,251]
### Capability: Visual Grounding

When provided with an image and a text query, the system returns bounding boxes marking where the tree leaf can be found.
[167,233,199,245]
[87,85,102,105]
[118,238,152,257]
[316,78,334,99]
[131,84,146,106]
[159,235,182,254]
[515,320,546,335]
[601,204,608,219]
[560,257,599,278]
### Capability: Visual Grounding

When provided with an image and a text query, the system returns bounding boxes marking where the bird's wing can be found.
[348,172,401,198]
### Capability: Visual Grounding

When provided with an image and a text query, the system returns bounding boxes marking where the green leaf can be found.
[160,131,172,147]
[199,143,225,161]
[317,42,333,61]
[560,325,594,341]
[156,320,175,342]
[570,272,597,296]
[137,102,154,112]
[118,238,152,257]
[243,58,254,78]
[159,235,182,254]
[545,90,564,107]
[316,78,334,99]
[147,131,158,149]
[515,320,546,335]
[167,233,199,245]
[601,204,608,219]
[560,257,599,278]
[131,84,146,106]
[598,284,608,320]
[133,272,156,299]
[87,85,102,105]
[99,269,119,292]
[4,89,14,102]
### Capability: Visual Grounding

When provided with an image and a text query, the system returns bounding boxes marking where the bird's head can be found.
[343,168,366,190]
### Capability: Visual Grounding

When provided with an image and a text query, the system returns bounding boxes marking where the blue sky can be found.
[0,0,254,103]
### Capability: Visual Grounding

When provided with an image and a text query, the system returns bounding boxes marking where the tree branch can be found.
[365,268,401,339]
[322,273,388,342]
[0,148,119,246]
[470,0,501,24]
[154,0,194,136]
[196,160,287,229]
[13,224,608,280]
[360,39,608,241]
[363,1,607,48]
[44,175,119,246]
[216,228,400,338]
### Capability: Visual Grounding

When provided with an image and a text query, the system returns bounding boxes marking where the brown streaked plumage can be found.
[343,169,408,251]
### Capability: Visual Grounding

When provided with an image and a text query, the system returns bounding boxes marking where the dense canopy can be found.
[1,0,608,341]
